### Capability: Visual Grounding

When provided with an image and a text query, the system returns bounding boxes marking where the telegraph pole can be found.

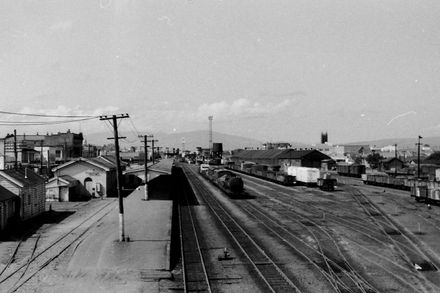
[417,135,422,179]
[14,129,17,169]
[40,140,44,173]
[150,138,158,165]
[139,134,153,184]
[100,114,129,242]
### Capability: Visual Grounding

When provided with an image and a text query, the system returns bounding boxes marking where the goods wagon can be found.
[362,174,440,204]
[287,166,320,185]
[317,173,337,191]
[229,163,295,186]
[228,163,336,191]
[336,164,366,178]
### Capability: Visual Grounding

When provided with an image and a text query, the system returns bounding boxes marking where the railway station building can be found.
[51,156,119,199]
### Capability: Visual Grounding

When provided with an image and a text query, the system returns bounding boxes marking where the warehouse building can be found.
[230,149,331,172]
[0,168,46,222]
[0,185,18,232]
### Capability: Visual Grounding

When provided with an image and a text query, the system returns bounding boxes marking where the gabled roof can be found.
[52,156,117,172]
[47,175,79,187]
[0,185,18,202]
[100,155,128,166]
[382,157,404,163]
[0,168,45,188]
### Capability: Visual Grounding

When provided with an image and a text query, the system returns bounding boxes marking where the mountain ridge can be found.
[84,130,440,151]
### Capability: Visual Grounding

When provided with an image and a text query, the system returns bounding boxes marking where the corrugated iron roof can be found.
[0,168,45,187]
[89,157,116,170]
[231,149,319,160]
[0,185,18,202]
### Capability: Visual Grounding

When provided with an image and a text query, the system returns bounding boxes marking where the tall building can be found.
[2,130,83,169]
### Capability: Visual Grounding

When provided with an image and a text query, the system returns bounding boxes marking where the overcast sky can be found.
[1,0,440,145]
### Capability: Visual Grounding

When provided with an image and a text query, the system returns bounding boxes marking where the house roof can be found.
[52,156,117,172]
[0,168,45,188]
[47,175,79,187]
[100,155,128,166]
[382,157,404,163]
[0,185,18,202]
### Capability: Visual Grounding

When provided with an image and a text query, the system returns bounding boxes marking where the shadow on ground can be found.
[1,210,75,241]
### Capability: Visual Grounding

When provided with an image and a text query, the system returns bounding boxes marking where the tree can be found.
[366,152,383,169]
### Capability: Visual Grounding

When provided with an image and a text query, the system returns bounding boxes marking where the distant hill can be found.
[344,136,440,150]
[85,130,264,151]
[84,130,440,152]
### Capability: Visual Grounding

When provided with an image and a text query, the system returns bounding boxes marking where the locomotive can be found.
[201,167,245,197]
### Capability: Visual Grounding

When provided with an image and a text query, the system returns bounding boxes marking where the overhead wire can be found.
[0,110,98,118]
[0,117,97,125]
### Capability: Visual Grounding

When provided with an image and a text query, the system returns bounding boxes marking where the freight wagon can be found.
[410,181,440,203]
[287,166,321,186]
[362,174,440,204]
[228,163,336,191]
[336,164,366,178]
[228,163,295,186]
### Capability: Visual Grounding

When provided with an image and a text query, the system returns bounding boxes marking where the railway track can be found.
[348,188,440,290]
[0,200,116,292]
[179,181,212,293]
[239,200,379,293]
[182,165,300,293]
[239,173,440,292]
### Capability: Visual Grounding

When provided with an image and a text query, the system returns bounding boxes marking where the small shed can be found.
[46,175,80,202]
[0,185,18,232]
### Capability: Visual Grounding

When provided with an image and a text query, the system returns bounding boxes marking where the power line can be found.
[0,117,97,125]
[0,110,98,118]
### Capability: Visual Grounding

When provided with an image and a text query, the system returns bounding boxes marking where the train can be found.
[359,172,440,204]
[227,162,295,186]
[227,162,337,191]
[410,181,440,203]
[336,164,366,178]
[200,166,245,197]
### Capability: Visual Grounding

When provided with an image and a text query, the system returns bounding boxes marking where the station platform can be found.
[54,160,177,293]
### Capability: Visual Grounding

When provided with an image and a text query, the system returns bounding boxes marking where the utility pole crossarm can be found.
[100,113,129,242]
[139,134,153,185]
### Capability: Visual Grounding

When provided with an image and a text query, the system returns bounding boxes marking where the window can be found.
[55,150,61,158]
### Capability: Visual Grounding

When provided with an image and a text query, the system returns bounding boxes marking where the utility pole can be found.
[394,143,397,176]
[139,134,153,180]
[14,129,17,169]
[150,138,158,165]
[100,114,129,242]
[208,116,213,158]
[417,135,422,179]
[40,140,44,174]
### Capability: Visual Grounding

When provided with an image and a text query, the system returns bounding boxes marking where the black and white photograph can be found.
[1,1,440,292]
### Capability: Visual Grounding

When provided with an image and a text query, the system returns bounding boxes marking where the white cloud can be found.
[18,105,119,118]
[194,98,292,121]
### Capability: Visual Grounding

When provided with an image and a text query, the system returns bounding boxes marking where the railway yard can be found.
[177,163,440,293]
[1,160,440,292]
